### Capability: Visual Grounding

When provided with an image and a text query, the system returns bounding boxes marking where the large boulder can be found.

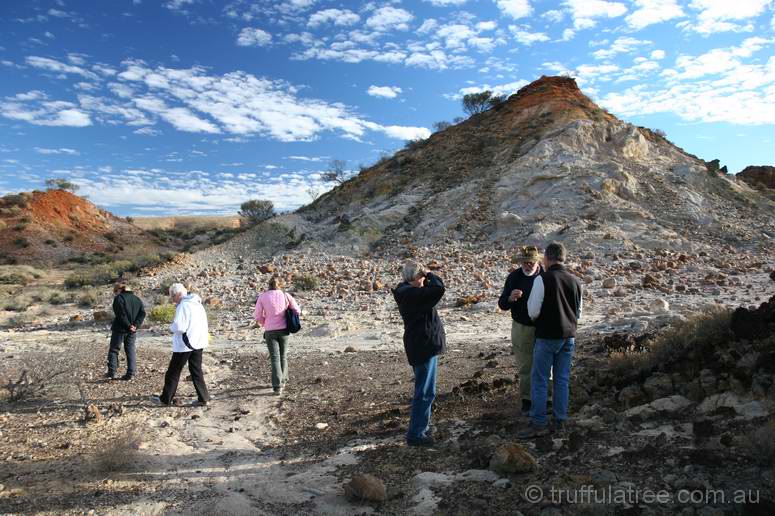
[489,443,537,474]
[738,165,775,191]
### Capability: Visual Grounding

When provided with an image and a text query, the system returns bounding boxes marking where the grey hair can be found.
[168,283,187,298]
[401,261,427,283]
[544,242,567,263]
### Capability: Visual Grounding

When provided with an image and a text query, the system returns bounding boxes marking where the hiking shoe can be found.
[150,395,170,406]
[104,372,116,380]
[407,436,435,447]
[551,420,565,434]
[517,422,550,439]
[119,374,134,381]
[273,388,283,396]
[190,399,208,407]
[520,399,532,416]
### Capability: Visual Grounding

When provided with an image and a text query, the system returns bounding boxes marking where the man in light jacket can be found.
[152,283,210,407]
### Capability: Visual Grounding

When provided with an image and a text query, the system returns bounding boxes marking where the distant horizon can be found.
[2,0,774,216]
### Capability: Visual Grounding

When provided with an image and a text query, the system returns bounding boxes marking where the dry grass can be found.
[743,420,775,465]
[132,215,240,231]
[607,306,733,379]
[91,426,145,473]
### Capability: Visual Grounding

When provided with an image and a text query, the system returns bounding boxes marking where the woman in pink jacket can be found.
[254,275,301,395]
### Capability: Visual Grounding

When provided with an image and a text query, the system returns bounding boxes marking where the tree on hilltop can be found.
[45,178,80,192]
[462,91,493,116]
[239,199,275,226]
[321,159,349,185]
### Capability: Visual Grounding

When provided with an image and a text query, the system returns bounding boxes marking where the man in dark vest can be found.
[519,242,582,438]
[106,282,146,381]
[498,245,542,415]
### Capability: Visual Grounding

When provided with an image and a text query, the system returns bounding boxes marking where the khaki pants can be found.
[511,321,536,401]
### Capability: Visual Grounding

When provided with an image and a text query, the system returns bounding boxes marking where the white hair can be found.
[402,261,427,283]
[168,283,187,298]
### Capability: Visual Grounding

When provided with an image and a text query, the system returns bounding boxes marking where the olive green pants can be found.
[511,321,536,401]
[264,330,289,391]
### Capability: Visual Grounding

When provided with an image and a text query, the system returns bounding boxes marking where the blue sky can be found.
[1,0,774,216]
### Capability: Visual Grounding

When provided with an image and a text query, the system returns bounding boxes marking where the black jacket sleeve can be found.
[134,300,146,328]
[112,295,131,330]
[404,272,445,312]
[498,273,513,311]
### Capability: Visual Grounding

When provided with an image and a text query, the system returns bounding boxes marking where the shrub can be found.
[48,291,72,305]
[293,274,319,291]
[3,296,33,312]
[239,199,275,226]
[321,159,348,185]
[45,178,79,192]
[653,128,667,138]
[149,304,176,323]
[64,260,135,288]
[743,420,775,466]
[78,290,99,308]
[6,312,35,327]
[462,90,493,116]
[92,426,144,473]
[0,273,31,285]
[433,121,451,132]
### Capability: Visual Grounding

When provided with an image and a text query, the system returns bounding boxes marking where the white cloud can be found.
[133,127,161,136]
[510,26,550,45]
[424,0,468,5]
[495,0,533,19]
[134,96,221,134]
[626,0,684,30]
[0,91,92,127]
[650,49,666,60]
[307,8,359,27]
[164,0,194,12]
[237,28,272,47]
[542,9,564,22]
[25,56,99,80]
[437,24,477,49]
[374,124,431,140]
[367,85,402,98]
[564,0,627,29]
[671,37,774,79]
[685,0,772,34]
[454,79,529,98]
[365,6,414,32]
[561,28,576,41]
[477,20,498,30]
[35,147,79,155]
[592,37,652,60]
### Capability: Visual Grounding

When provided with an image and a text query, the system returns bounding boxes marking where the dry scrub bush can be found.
[149,304,176,323]
[293,274,319,291]
[607,306,732,379]
[91,426,145,473]
[743,420,775,465]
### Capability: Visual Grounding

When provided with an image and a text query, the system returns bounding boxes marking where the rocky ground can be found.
[1,241,774,515]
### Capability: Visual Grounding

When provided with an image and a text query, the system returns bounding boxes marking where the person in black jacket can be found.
[498,245,542,415]
[519,242,583,438]
[106,282,146,381]
[392,261,446,447]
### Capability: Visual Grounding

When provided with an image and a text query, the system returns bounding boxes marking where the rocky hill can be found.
[738,165,775,193]
[0,189,160,265]
[277,76,774,256]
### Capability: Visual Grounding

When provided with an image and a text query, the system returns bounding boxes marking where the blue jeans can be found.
[107,331,137,376]
[530,337,575,427]
[407,355,437,440]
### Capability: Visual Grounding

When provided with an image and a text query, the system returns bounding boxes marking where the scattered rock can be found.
[69,314,83,322]
[489,443,537,474]
[344,473,386,503]
[83,404,102,423]
[315,422,329,430]
[649,298,670,313]
[343,346,357,353]
[602,277,617,289]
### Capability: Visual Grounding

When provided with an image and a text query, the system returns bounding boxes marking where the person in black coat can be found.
[106,282,146,381]
[392,261,446,447]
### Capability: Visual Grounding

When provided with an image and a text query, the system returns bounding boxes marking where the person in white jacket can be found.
[152,283,210,407]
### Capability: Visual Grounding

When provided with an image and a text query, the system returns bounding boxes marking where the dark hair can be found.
[544,242,566,263]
